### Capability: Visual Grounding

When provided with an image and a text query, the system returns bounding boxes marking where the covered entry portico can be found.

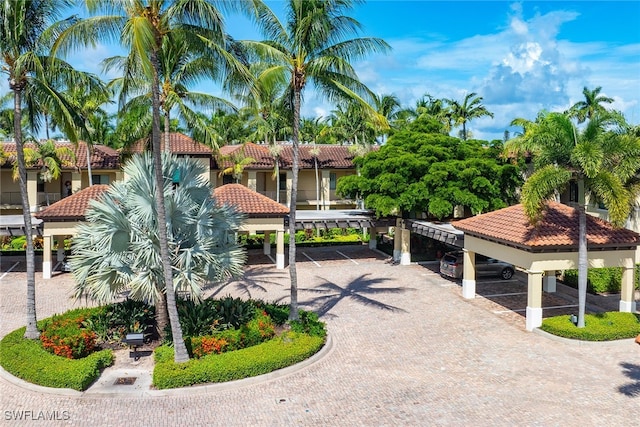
[453,202,640,331]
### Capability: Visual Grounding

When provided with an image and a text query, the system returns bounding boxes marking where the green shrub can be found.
[254,300,289,325]
[153,332,325,389]
[562,266,637,294]
[290,310,326,338]
[540,312,640,341]
[0,328,113,391]
[39,308,100,359]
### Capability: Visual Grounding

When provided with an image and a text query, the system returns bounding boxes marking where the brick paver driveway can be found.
[1,246,639,425]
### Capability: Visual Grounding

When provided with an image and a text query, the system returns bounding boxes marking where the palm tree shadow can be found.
[207,266,287,300]
[301,273,413,317]
[618,362,640,397]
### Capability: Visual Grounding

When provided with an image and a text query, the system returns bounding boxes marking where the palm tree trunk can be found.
[314,155,319,210]
[577,204,587,327]
[150,50,189,362]
[86,144,93,186]
[14,88,39,339]
[164,113,171,153]
[288,87,301,321]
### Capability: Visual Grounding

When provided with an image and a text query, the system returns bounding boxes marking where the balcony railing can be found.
[0,192,61,207]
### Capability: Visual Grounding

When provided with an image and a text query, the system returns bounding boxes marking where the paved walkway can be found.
[1,247,639,425]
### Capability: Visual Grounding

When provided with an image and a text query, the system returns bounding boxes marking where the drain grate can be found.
[114,377,137,385]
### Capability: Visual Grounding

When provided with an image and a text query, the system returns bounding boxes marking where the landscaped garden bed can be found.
[0,298,326,391]
[540,312,640,341]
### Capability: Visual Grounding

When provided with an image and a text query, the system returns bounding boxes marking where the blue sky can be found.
[4,1,639,142]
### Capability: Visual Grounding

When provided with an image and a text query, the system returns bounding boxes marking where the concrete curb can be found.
[0,334,334,398]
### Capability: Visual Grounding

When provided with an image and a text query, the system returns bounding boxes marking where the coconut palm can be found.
[1,0,104,339]
[245,0,389,319]
[505,110,640,327]
[567,86,614,124]
[19,139,76,204]
[447,92,493,141]
[55,0,262,363]
[218,146,257,183]
[71,153,245,331]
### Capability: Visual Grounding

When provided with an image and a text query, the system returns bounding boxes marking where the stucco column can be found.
[400,228,411,265]
[526,271,544,331]
[321,170,330,210]
[462,249,476,299]
[247,171,257,191]
[276,229,285,269]
[56,236,66,261]
[210,171,218,188]
[393,219,402,262]
[285,171,293,208]
[543,270,556,293]
[263,231,271,255]
[619,263,636,313]
[368,228,377,250]
[42,235,52,279]
[71,172,81,194]
[27,171,38,212]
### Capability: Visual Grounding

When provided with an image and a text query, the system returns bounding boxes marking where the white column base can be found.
[393,249,400,262]
[462,279,476,299]
[619,299,636,313]
[526,306,543,331]
[368,238,377,250]
[276,253,285,269]
[542,275,556,293]
[43,261,52,279]
[400,252,411,265]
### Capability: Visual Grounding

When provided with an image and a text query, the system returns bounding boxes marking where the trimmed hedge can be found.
[540,312,640,341]
[562,265,640,294]
[0,327,113,391]
[153,332,325,389]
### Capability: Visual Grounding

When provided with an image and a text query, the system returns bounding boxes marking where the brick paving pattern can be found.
[1,246,639,426]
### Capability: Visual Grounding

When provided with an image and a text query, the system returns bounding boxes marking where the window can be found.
[222,175,234,185]
[569,182,578,203]
[330,173,337,190]
[92,175,110,185]
[279,173,287,190]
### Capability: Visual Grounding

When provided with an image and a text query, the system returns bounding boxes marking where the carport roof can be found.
[213,184,289,217]
[0,215,43,236]
[35,185,110,221]
[406,219,464,247]
[453,201,640,252]
[291,209,394,230]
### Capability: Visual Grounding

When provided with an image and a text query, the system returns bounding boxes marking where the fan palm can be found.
[1,0,102,339]
[245,0,389,320]
[505,111,640,327]
[71,153,245,330]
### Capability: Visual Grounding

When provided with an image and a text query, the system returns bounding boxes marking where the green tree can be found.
[567,86,614,124]
[56,0,261,363]
[1,0,100,339]
[70,153,245,330]
[447,92,493,141]
[20,139,76,204]
[218,145,257,183]
[338,115,523,218]
[505,111,640,328]
[247,0,389,320]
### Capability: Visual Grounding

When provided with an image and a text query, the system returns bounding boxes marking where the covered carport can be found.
[453,202,640,331]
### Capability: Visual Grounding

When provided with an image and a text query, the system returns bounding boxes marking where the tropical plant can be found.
[218,146,257,183]
[505,110,640,327]
[566,86,614,124]
[1,0,102,339]
[70,153,246,342]
[246,0,389,319]
[447,92,493,140]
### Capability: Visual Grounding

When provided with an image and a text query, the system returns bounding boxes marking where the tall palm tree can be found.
[71,153,245,329]
[447,92,493,140]
[1,0,100,339]
[246,0,389,320]
[567,86,614,124]
[19,139,76,204]
[505,111,640,327]
[55,0,261,363]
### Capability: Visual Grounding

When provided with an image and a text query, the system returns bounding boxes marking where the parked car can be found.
[440,251,514,280]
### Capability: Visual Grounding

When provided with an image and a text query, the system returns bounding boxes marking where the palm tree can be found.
[19,139,76,205]
[71,153,245,333]
[567,86,614,124]
[55,0,261,363]
[1,0,100,340]
[218,146,257,183]
[247,0,389,320]
[505,111,640,327]
[447,92,493,140]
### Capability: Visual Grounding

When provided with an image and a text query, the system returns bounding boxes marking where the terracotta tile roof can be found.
[453,201,640,251]
[35,185,110,221]
[217,142,274,169]
[126,133,212,155]
[213,143,376,170]
[213,184,289,216]
[1,141,120,170]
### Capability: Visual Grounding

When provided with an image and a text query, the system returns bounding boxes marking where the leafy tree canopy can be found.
[337,115,524,219]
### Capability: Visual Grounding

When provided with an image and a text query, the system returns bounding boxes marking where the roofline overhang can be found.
[461,232,640,253]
